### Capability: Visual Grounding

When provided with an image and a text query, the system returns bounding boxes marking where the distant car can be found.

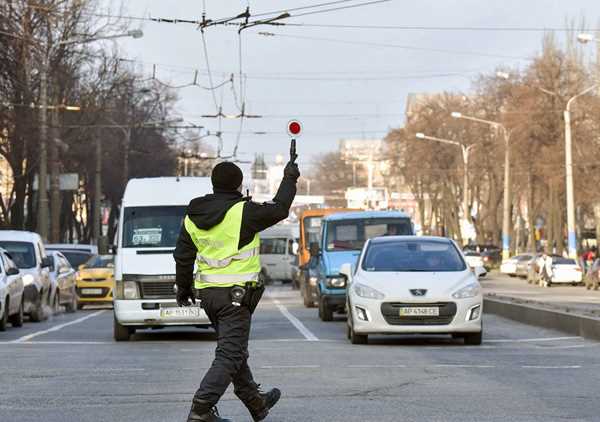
[464,244,501,270]
[45,243,98,269]
[585,259,600,291]
[0,231,52,322]
[344,236,484,346]
[76,254,115,309]
[548,257,583,286]
[500,254,533,277]
[48,251,78,313]
[0,248,24,331]
[300,255,319,308]
[464,252,485,270]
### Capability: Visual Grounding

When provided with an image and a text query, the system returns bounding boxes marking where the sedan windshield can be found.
[326,218,413,251]
[0,241,36,269]
[122,206,187,248]
[362,239,466,272]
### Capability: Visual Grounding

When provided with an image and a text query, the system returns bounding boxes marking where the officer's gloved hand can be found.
[176,285,196,307]
[284,161,300,180]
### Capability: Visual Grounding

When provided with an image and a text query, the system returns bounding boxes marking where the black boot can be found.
[247,387,281,422]
[187,399,232,422]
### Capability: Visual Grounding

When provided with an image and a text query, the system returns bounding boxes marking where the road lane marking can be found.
[348,364,407,368]
[521,365,581,369]
[269,297,318,341]
[261,365,320,369]
[434,364,496,368]
[9,310,107,343]
[486,336,582,343]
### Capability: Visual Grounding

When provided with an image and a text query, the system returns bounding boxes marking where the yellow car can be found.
[76,255,115,309]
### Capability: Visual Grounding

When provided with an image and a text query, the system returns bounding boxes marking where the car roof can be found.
[300,208,360,219]
[324,210,411,222]
[369,235,450,244]
[46,243,97,253]
[123,177,212,207]
[0,230,43,243]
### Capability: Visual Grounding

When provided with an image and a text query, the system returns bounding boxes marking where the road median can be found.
[484,293,600,341]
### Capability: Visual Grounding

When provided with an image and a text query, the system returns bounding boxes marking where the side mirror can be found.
[6,267,19,276]
[59,266,71,275]
[41,256,53,268]
[309,242,321,257]
[339,263,353,284]
[474,266,487,279]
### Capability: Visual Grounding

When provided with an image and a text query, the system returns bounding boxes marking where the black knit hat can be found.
[211,161,243,191]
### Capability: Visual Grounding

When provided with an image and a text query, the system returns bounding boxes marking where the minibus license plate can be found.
[160,307,202,319]
[399,307,439,317]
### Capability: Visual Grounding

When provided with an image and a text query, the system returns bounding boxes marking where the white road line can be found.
[261,365,320,369]
[270,298,319,342]
[9,310,107,343]
[0,340,113,345]
[348,364,407,368]
[434,364,496,368]
[486,336,582,343]
[521,365,581,369]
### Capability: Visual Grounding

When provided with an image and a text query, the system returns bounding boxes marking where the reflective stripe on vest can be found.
[196,272,259,284]
[196,246,260,268]
[183,201,261,288]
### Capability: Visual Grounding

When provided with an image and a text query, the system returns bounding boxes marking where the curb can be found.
[484,296,600,342]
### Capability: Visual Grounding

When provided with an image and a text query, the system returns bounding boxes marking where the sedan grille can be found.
[140,281,176,299]
[380,302,457,326]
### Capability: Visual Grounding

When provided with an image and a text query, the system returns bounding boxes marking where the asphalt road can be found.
[1,285,599,422]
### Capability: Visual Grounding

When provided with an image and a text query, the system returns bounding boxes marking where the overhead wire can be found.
[290,0,392,17]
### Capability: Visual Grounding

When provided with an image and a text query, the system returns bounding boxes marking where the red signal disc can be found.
[287,120,302,136]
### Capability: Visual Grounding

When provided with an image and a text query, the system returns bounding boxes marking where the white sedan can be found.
[0,248,25,331]
[342,236,484,345]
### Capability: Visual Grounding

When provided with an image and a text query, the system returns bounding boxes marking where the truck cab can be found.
[113,177,213,341]
[315,211,414,321]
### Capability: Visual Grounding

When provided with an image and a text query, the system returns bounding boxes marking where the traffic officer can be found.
[174,159,299,422]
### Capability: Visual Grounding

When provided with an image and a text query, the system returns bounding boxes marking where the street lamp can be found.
[452,112,512,259]
[416,132,477,242]
[37,29,144,243]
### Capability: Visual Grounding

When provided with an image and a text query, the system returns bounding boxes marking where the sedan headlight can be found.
[115,280,140,300]
[22,274,35,286]
[452,282,481,299]
[353,282,385,300]
[326,277,346,288]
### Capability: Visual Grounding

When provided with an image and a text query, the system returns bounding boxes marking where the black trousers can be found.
[193,287,260,412]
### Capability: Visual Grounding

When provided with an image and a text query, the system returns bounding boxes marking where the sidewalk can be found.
[481,273,600,319]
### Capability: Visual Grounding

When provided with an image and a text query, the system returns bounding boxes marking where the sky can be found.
[108,0,600,170]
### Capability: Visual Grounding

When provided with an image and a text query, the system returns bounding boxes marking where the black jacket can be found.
[174,174,297,290]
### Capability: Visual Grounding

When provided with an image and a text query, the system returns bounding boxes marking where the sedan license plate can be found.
[81,288,103,295]
[399,307,439,317]
[160,306,202,319]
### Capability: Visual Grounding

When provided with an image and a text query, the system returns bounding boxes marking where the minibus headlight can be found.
[116,280,140,300]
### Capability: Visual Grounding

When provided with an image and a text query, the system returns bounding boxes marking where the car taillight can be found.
[483,256,490,262]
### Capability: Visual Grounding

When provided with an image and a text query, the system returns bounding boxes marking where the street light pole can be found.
[94,137,102,249]
[416,132,476,242]
[451,112,512,259]
[564,85,597,258]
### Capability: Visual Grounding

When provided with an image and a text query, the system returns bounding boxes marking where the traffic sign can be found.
[287,120,302,137]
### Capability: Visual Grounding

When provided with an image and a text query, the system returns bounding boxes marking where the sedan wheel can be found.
[318,298,333,322]
[0,299,8,331]
[65,287,77,313]
[349,317,368,345]
[9,299,24,327]
[52,290,60,314]
[30,293,46,322]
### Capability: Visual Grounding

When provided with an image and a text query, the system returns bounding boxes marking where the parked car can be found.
[76,254,115,309]
[547,257,583,286]
[343,236,484,345]
[463,252,487,277]
[464,244,501,271]
[527,255,582,287]
[46,243,97,269]
[500,254,533,277]
[48,251,78,313]
[584,259,600,291]
[0,248,24,331]
[0,231,52,321]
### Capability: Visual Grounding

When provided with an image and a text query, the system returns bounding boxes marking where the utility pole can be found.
[37,51,49,240]
[50,108,61,242]
[94,137,102,249]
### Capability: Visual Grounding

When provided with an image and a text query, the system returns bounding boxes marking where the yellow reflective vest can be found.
[184,201,261,289]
